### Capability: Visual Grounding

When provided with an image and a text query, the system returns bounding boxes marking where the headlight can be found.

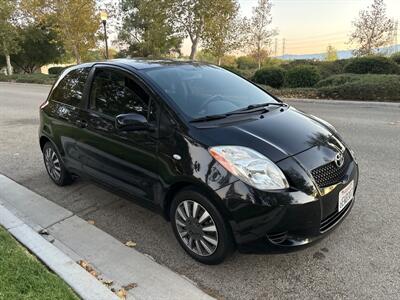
[311,115,337,133]
[209,146,289,191]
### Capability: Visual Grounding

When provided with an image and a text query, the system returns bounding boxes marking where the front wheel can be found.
[170,189,234,265]
[42,142,73,186]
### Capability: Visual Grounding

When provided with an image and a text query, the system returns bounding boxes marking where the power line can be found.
[284,32,349,42]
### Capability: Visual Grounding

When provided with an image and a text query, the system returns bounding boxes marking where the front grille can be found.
[311,151,351,188]
[320,199,352,232]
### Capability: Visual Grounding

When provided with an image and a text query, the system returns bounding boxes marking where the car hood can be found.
[196,106,333,162]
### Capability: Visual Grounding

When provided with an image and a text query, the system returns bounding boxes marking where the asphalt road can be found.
[1,82,399,299]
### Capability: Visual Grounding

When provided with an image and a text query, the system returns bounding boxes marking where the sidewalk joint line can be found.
[43,213,75,230]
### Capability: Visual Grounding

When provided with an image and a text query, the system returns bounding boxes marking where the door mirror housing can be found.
[115,113,153,131]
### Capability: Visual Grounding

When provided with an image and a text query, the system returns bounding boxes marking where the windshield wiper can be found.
[190,102,287,123]
[231,102,287,113]
[190,114,229,123]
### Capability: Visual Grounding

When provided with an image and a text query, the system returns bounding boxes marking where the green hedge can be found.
[344,56,400,74]
[221,65,254,79]
[260,74,400,101]
[260,85,319,99]
[48,66,66,75]
[315,74,360,88]
[317,60,350,78]
[391,52,400,65]
[286,65,320,88]
[236,56,258,70]
[317,74,400,101]
[0,73,57,85]
[253,67,286,88]
[281,59,349,79]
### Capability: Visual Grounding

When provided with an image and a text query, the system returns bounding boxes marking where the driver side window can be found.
[90,68,152,120]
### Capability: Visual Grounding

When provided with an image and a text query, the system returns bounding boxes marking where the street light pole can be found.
[100,11,109,59]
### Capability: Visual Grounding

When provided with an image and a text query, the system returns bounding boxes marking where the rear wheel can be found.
[170,189,234,265]
[42,142,72,186]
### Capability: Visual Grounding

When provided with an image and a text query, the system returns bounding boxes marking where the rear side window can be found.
[90,68,151,118]
[50,68,90,107]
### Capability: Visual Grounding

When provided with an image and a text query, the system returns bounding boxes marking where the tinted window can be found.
[145,65,277,119]
[90,69,151,119]
[51,68,90,107]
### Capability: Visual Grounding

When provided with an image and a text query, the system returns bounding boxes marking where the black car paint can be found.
[39,60,359,252]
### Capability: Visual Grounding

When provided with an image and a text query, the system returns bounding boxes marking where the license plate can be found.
[338,180,354,212]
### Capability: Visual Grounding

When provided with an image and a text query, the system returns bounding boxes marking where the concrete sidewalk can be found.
[0,174,214,300]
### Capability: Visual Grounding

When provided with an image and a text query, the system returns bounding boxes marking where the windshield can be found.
[145,65,278,119]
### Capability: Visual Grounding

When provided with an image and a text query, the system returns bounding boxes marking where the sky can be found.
[237,0,400,55]
[180,0,399,55]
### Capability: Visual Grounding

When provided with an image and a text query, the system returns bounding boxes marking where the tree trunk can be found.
[218,56,222,66]
[189,38,198,60]
[6,54,13,76]
[73,45,81,64]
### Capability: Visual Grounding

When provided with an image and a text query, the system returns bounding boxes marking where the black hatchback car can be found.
[39,60,359,264]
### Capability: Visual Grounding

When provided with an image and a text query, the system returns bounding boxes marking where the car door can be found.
[43,67,91,172]
[78,66,159,202]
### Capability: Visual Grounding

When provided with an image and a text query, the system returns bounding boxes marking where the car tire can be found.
[42,141,73,186]
[170,188,234,265]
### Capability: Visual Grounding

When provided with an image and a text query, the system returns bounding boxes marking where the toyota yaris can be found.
[39,60,359,264]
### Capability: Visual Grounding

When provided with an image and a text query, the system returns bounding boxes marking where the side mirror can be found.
[115,113,153,132]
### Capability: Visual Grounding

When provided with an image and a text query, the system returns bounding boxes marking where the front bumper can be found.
[215,158,359,253]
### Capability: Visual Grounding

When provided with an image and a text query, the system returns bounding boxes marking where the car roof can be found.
[79,59,209,71]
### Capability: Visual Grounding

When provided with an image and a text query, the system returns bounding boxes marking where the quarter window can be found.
[50,68,90,107]
[90,68,151,119]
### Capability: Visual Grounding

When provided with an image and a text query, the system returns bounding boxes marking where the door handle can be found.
[76,119,88,128]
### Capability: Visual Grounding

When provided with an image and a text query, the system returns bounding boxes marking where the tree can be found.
[0,0,19,75]
[349,0,395,56]
[325,45,338,61]
[245,0,277,69]
[202,1,243,65]
[10,23,64,73]
[21,0,99,64]
[118,0,182,57]
[170,0,231,60]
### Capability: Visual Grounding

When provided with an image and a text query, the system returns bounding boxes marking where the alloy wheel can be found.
[175,200,219,256]
[44,147,61,181]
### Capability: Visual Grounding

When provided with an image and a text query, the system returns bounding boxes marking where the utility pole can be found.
[282,38,286,57]
[395,20,398,53]
[274,38,278,57]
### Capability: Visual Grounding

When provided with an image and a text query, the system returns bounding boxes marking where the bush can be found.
[259,85,319,99]
[317,74,400,101]
[391,52,400,65]
[0,73,57,85]
[317,59,350,79]
[48,66,66,75]
[236,56,258,70]
[344,56,399,74]
[286,65,320,87]
[221,65,254,79]
[253,67,285,88]
[315,74,360,88]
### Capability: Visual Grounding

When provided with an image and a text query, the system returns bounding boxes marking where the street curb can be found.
[0,202,120,300]
[0,174,215,300]
[283,98,400,107]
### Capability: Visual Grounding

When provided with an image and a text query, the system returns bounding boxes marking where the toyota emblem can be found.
[335,152,345,168]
